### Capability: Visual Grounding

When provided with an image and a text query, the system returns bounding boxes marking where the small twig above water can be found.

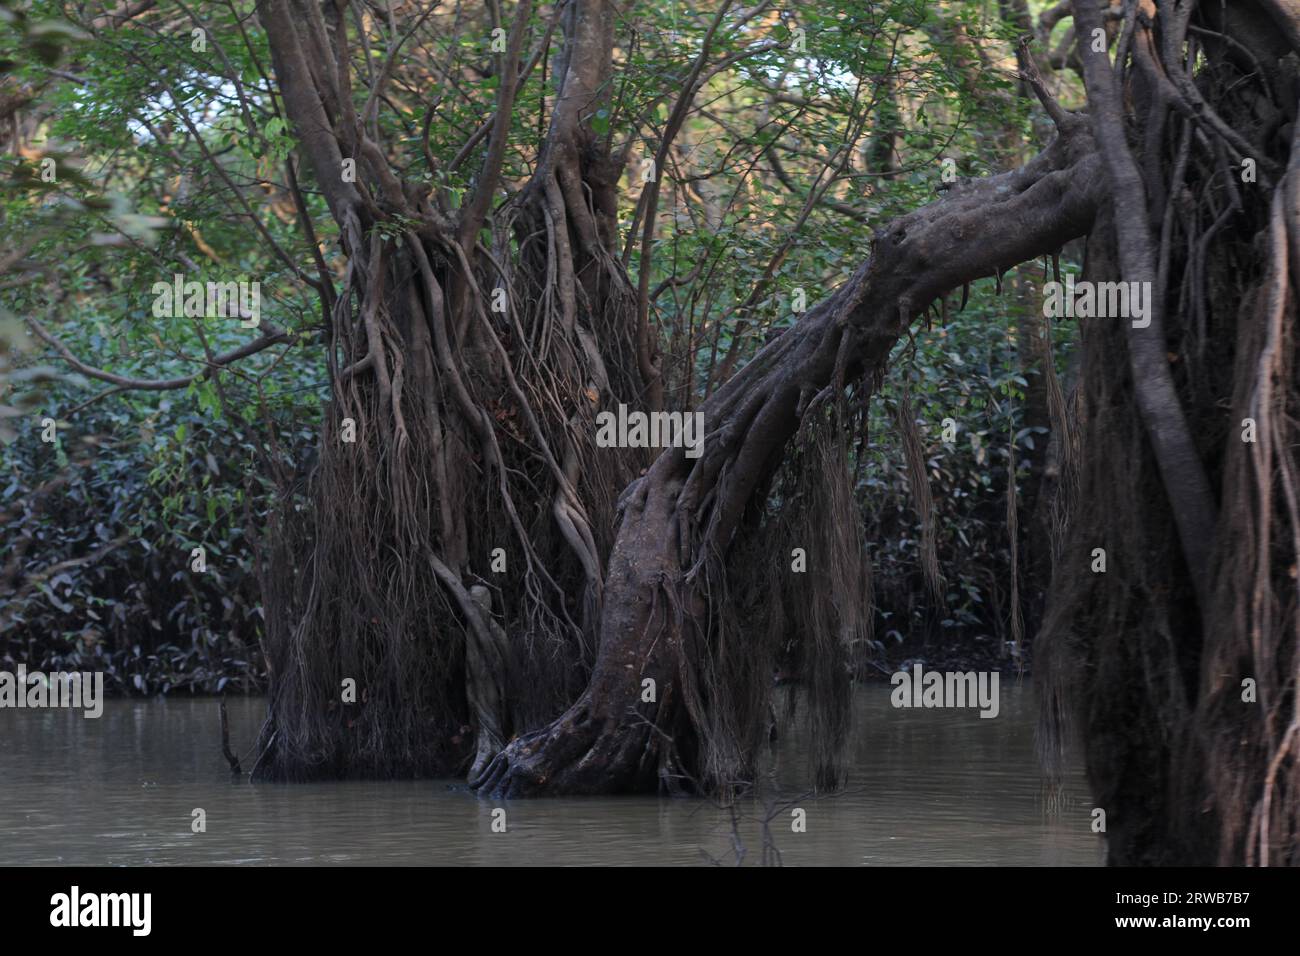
[219,699,242,775]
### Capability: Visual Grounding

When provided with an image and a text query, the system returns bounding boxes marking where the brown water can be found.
[0,684,1105,865]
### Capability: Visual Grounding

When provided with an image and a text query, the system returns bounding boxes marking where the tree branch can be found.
[26,316,292,392]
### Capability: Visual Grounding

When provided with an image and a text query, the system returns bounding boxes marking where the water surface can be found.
[0,685,1105,865]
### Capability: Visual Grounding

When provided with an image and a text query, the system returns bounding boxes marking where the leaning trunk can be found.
[477,118,1106,796]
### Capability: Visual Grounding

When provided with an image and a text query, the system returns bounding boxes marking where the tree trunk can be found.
[252,0,646,781]
[1034,0,1300,865]
[246,0,1300,870]
[476,0,1300,871]
[477,115,1107,796]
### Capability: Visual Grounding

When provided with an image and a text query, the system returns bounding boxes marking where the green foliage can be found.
[0,0,321,691]
[0,352,320,694]
[864,274,1075,659]
[0,0,1075,690]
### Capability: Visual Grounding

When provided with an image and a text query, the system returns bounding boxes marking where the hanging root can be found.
[774,406,871,788]
[1197,179,1300,866]
[255,232,470,779]
[1037,2,1300,862]
[253,123,651,780]
[896,388,943,601]
[673,402,869,794]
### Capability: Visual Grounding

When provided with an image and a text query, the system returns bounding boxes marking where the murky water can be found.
[0,684,1104,865]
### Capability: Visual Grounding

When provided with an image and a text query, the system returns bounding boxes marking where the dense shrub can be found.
[1,373,318,694]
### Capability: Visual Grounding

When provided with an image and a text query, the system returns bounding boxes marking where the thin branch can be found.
[26,315,292,392]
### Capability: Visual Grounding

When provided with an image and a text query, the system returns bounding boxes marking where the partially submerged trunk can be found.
[481,0,1300,870]
[246,0,1300,869]
[252,0,645,781]
[476,112,1107,795]
[1034,0,1300,865]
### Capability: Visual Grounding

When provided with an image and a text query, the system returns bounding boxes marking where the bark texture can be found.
[252,0,647,781]
[477,114,1108,796]
[1036,0,1300,865]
